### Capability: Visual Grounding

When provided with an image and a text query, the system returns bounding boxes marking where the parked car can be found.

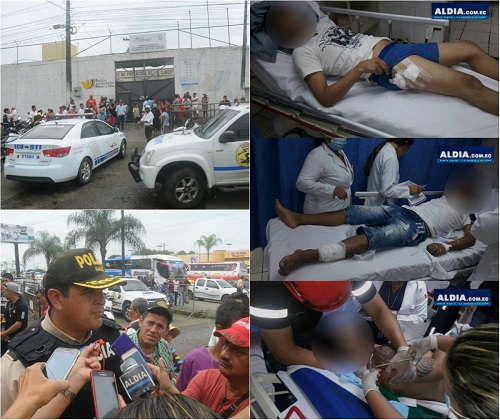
[4,118,127,184]
[129,105,249,208]
[187,278,238,302]
[104,279,167,322]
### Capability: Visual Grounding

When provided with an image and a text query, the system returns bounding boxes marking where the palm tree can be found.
[65,210,146,264]
[193,239,204,261]
[196,234,222,262]
[23,230,64,268]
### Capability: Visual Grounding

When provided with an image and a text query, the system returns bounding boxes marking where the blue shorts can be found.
[344,205,428,250]
[371,42,440,90]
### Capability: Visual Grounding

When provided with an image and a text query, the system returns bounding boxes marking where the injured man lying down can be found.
[263,1,499,114]
[275,174,491,276]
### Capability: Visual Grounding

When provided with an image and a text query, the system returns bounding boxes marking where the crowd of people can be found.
[1,248,250,419]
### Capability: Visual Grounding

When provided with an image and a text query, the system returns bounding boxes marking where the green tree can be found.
[177,250,187,255]
[195,234,222,262]
[23,230,64,268]
[65,210,146,264]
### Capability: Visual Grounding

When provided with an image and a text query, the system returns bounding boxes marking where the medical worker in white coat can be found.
[470,188,499,281]
[296,139,354,214]
[364,139,425,206]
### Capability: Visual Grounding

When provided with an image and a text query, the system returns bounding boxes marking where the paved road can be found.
[1,124,249,209]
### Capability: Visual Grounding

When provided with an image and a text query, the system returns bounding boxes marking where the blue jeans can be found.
[344,205,428,250]
[168,292,175,306]
[118,115,125,130]
[179,290,186,306]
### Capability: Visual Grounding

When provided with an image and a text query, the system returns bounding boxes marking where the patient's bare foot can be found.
[278,249,317,276]
[275,199,300,229]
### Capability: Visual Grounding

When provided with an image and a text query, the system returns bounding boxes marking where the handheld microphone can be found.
[119,358,155,400]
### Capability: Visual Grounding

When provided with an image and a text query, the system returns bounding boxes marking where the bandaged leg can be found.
[390,58,433,90]
[318,242,347,262]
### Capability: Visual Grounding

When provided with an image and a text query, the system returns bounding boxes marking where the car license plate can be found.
[20,154,36,159]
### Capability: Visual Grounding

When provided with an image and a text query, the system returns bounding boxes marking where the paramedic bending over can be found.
[296,139,354,213]
[365,139,425,206]
[265,1,499,115]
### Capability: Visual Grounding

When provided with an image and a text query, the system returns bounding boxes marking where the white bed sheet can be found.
[251,51,499,138]
[264,218,486,281]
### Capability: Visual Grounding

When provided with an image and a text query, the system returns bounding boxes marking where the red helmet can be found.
[284,281,352,312]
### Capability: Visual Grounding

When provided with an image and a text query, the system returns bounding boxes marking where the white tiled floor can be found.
[449,2,499,57]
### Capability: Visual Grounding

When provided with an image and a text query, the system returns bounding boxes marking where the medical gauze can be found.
[390,58,432,90]
[318,242,346,262]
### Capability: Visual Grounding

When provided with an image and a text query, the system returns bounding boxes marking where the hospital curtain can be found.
[250,138,482,249]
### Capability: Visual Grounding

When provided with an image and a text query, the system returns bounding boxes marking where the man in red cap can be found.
[152,317,250,418]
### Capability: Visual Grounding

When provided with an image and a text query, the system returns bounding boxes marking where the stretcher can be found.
[251,6,499,138]
[251,366,448,419]
[264,217,486,281]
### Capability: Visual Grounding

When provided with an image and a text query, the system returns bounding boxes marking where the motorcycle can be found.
[1,117,33,157]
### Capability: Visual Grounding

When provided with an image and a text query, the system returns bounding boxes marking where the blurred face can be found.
[4,289,14,301]
[395,144,410,158]
[50,285,106,332]
[266,2,316,49]
[219,339,249,380]
[129,306,142,322]
[139,313,170,347]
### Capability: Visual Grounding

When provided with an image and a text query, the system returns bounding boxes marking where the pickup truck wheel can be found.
[164,168,206,209]
[118,140,127,159]
[122,302,131,322]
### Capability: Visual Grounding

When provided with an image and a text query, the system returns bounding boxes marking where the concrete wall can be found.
[1,46,249,116]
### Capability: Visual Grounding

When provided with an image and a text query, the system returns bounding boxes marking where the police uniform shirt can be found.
[250,281,377,334]
[4,296,28,339]
[1,313,126,418]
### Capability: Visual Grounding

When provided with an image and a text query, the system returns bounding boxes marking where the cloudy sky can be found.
[1,210,249,270]
[1,0,247,65]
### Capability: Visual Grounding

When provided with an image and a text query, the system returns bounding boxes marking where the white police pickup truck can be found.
[187,278,238,302]
[104,278,167,322]
[128,105,249,208]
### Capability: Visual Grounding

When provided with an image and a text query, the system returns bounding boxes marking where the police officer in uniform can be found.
[1,282,28,356]
[1,248,130,418]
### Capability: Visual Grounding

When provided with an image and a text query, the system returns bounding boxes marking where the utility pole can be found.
[121,210,126,276]
[108,28,113,53]
[189,11,192,49]
[240,0,248,90]
[14,41,20,64]
[206,0,211,47]
[65,0,72,100]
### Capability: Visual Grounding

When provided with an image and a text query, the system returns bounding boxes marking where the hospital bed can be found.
[251,5,499,138]
[264,190,486,280]
[251,366,448,419]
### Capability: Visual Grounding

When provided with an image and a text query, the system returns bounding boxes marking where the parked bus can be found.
[186,262,248,281]
[104,254,186,284]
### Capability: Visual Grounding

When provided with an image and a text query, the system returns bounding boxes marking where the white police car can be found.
[129,105,249,208]
[4,118,127,184]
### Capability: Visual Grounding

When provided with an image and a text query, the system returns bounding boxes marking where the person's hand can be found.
[386,348,417,385]
[356,58,390,76]
[409,185,425,195]
[408,336,437,361]
[426,243,448,256]
[333,186,348,200]
[67,343,102,390]
[19,363,70,410]
[357,367,380,396]
[1,331,10,341]
[148,358,175,394]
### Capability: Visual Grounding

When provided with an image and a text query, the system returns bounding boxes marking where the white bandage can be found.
[389,58,432,90]
[318,242,346,262]
[442,243,452,253]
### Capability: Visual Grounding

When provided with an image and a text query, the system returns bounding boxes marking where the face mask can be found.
[326,139,347,152]
[444,392,469,419]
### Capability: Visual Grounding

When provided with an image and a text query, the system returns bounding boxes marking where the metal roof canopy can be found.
[115,58,173,70]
